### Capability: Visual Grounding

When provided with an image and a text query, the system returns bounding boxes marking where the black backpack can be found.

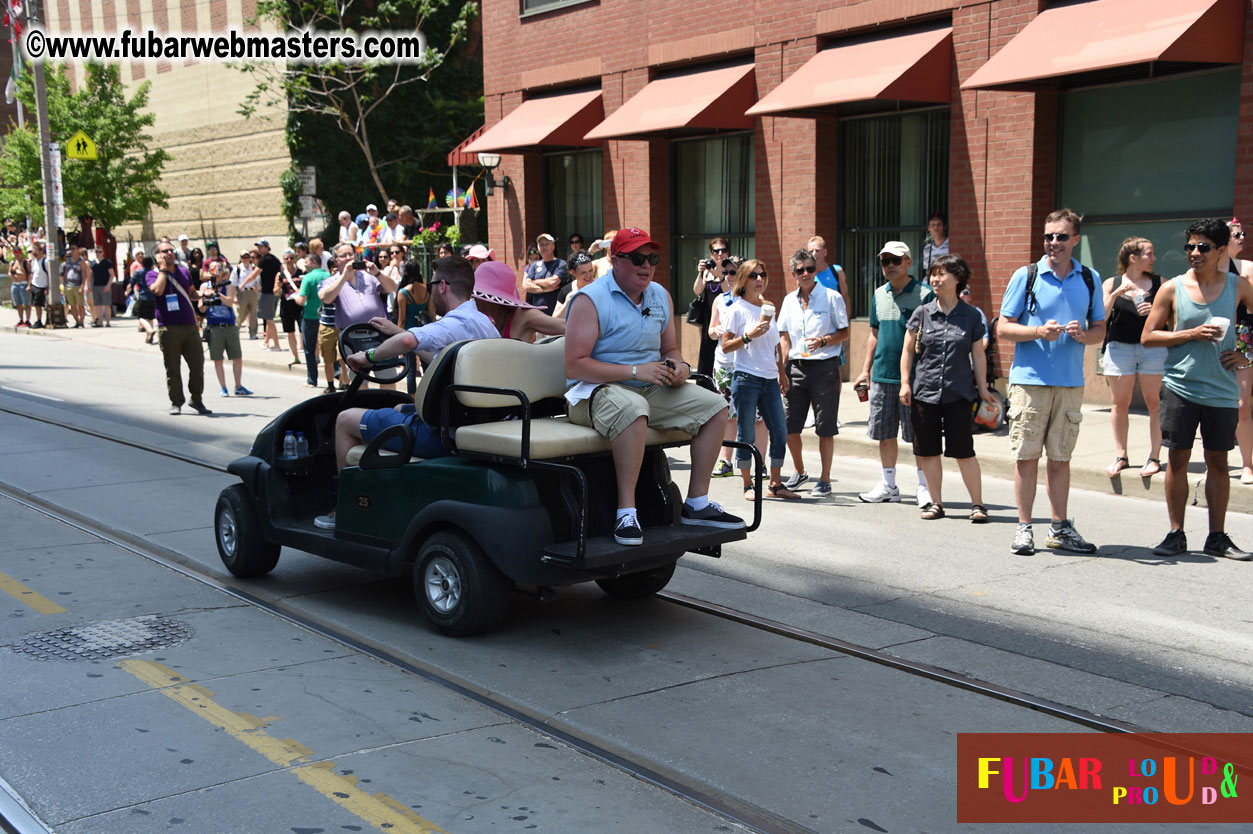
[1024,262,1095,325]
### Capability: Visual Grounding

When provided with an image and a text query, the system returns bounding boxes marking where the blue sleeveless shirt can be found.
[568,274,671,391]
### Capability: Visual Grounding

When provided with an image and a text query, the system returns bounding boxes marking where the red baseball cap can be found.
[610,228,661,256]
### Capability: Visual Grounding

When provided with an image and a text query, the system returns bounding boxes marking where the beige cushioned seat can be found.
[455,419,689,459]
[449,338,693,459]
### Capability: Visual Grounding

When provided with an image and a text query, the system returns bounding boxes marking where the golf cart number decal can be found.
[356,494,371,510]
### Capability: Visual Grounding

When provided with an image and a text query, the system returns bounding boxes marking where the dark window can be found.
[543,149,603,258]
[1059,68,1239,282]
[837,108,949,318]
[670,132,756,311]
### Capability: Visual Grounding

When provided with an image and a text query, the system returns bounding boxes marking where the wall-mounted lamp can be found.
[477,152,511,195]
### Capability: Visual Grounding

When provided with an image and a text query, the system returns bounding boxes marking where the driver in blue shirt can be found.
[316,257,498,529]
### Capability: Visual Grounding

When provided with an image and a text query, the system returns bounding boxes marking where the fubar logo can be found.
[957,733,1250,823]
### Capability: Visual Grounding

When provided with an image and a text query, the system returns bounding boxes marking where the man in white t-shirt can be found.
[777,249,850,497]
[28,241,49,328]
[337,211,359,247]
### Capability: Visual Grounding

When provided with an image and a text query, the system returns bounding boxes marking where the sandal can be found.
[970,504,989,523]
[743,487,756,502]
[767,483,801,500]
[1107,456,1130,477]
[1140,458,1162,478]
[920,502,945,520]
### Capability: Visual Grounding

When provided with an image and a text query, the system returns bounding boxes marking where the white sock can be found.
[882,467,897,488]
[685,495,709,511]
[917,469,928,488]
[616,507,637,522]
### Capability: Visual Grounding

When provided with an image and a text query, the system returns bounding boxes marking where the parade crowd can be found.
[5,200,1253,560]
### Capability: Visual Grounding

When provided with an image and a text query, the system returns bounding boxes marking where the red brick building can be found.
[466,0,1251,393]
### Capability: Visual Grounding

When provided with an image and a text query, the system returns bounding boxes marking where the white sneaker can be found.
[916,484,932,507]
[314,512,336,530]
[858,482,900,503]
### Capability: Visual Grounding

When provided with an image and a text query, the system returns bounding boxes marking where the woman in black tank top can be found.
[1101,237,1166,478]
[1224,217,1253,483]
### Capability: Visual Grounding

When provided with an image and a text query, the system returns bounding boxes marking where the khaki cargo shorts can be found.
[1007,384,1084,461]
[568,381,727,442]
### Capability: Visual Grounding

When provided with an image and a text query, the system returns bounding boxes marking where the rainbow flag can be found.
[426,188,438,210]
[464,183,478,209]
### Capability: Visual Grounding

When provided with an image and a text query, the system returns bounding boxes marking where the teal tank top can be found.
[1164,274,1239,408]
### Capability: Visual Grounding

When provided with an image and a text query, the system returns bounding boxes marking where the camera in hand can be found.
[352,259,366,270]
[701,257,717,271]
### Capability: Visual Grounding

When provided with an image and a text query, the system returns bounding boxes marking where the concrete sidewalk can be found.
[6,304,1251,514]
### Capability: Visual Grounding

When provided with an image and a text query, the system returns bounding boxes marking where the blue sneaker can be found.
[219,387,229,397]
[233,386,253,396]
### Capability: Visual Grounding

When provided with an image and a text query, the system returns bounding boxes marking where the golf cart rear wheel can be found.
[215,484,280,578]
[595,560,677,600]
[415,530,512,636]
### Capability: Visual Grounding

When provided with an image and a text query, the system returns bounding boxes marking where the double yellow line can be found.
[0,571,66,614]
[121,661,450,834]
[2,568,450,833]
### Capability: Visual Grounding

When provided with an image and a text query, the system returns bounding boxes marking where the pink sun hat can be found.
[472,261,541,309]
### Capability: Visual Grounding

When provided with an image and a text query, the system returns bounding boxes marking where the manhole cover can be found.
[14,616,192,661]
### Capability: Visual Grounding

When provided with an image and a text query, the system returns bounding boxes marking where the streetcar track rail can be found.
[0,404,1150,833]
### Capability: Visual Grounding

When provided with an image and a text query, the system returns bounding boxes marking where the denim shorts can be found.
[359,407,448,459]
[1103,341,1167,376]
[10,281,30,307]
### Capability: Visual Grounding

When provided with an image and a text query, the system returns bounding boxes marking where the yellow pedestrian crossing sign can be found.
[66,130,97,161]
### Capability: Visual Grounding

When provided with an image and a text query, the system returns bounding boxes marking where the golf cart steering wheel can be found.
[339,322,415,386]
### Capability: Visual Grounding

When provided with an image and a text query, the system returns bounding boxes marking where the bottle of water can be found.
[295,432,309,458]
[282,431,296,460]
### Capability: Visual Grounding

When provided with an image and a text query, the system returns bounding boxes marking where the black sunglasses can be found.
[879,255,903,266]
[1184,242,1214,253]
[1232,231,1246,240]
[794,265,816,275]
[618,251,660,267]
[1043,233,1072,243]
[749,271,767,280]
[711,247,728,254]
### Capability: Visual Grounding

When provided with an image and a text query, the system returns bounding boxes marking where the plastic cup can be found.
[1212,316,1231,339]
[760,302,776,322]
[855,382,869,402]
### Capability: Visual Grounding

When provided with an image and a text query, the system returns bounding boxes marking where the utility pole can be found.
[27,0,62,325]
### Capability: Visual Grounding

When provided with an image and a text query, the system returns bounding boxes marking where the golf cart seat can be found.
[447,338,692,461]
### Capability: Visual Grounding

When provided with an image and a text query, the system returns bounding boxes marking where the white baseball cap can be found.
[177,234,188,242]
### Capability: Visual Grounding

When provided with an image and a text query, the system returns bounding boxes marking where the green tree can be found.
[240,0,480,204]
[0,63,170,233]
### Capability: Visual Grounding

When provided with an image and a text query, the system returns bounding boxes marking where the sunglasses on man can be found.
[617,251,660,267]
[1184,242,1214,253]
[879,255,903,266]
[1043,233,1072,243]
[794,265,816,275]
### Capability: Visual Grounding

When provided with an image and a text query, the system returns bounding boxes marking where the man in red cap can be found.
[565,228,745,545]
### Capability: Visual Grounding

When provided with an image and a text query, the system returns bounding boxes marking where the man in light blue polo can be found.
[998,208,1106,555]
[564,227,744,546]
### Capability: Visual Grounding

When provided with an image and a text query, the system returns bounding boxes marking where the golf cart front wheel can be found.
[414,530,512,636]
[215,484,280,578]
